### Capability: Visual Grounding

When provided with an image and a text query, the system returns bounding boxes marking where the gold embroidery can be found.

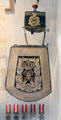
[28,12,40,27]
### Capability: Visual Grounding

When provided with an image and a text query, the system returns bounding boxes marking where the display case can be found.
[0,0,60,120]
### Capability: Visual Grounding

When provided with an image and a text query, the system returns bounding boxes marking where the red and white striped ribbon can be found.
[22,104,27,113]
[39,104,44,113]
[13,104,19,113]
[30,104,36,113]
[6,104,11,113]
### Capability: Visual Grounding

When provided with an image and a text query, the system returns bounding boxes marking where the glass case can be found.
[0,0,60,120]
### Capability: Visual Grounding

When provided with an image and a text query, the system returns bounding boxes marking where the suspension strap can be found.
[24,29,28,45]
[42,31,46,45]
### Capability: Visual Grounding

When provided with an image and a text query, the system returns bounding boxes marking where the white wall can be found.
[57,0,61,119]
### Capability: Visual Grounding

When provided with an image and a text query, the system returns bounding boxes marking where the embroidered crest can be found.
[15,56,43,93]
[28,12,40,27]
